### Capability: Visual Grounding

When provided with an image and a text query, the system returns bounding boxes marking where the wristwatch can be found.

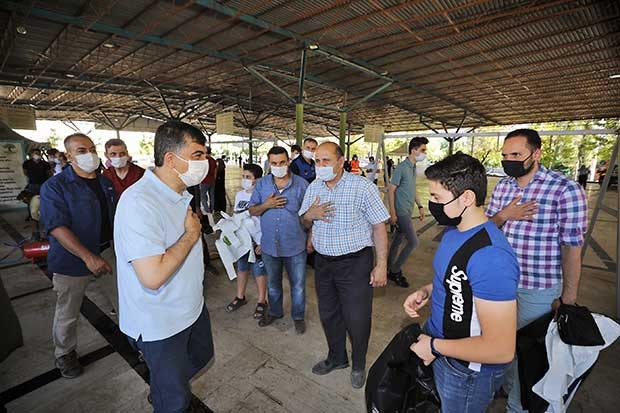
[430,337,442,358]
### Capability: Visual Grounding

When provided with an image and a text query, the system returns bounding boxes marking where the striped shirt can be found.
[299,172,389,256]
[485,166,587,289]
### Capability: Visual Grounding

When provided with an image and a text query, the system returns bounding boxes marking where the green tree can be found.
[47,128,60,148]
[138,135,154,156]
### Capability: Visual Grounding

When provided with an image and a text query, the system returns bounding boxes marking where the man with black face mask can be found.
[404,152,519,413]
[485,128,588,413]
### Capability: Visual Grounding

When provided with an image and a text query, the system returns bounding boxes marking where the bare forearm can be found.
[434,334,515,365]
[561,246,582,303]
[50,226,94,262]
[372,223,388,267]
[388,186,397,216]
[134,231,198,290]
[490,212,506,228]
[249,204,268,217]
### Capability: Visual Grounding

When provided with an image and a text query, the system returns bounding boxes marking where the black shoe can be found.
[388,271,409,288]
[351,369,366,389]
[258,314,282,327]
[311,359,349,375]
[294,320,306,335]
[55,350,83,379]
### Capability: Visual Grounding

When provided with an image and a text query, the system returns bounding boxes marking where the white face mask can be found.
[74,153,100,173]
[109,156,129,168]
[316,166,337,181]
[271,165,288,178]
[241,178,254,190]
[302,150,315,160]
[32,154,41,161]
[415,153,427,162]
[173,154,209,187]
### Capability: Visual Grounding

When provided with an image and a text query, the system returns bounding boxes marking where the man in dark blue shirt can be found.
[40,133,117,379]
[290,137,317,183]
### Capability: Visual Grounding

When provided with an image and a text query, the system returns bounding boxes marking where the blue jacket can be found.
[40,166,117,276]
[290,156,316,183]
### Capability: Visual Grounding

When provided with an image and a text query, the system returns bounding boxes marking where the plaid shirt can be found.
[299,172,389,256]
[486,166,587,289]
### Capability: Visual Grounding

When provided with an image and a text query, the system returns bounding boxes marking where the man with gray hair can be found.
[40,133,117,379]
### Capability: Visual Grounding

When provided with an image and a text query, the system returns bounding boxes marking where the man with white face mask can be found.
[249,146,309,334]
[290,137,318,183]
[40,133,117,379]
[299,142,389,389]
[102,138,145,197]
[387,136,429,288]
[114,120,214,412]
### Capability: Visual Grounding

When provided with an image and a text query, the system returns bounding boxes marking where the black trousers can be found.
[315,247,374,371]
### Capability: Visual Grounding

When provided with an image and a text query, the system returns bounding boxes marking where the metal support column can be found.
[248,128,253,164]
[295,103,303,146]
[339,111,347,153]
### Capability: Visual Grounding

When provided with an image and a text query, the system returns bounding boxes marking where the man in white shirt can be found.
[114,120,214,412]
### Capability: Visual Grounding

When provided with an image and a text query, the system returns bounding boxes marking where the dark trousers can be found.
[130,306,214,413]
[315,247,374,371]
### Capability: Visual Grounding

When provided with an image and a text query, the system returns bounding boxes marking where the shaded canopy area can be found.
[0,0,618,139]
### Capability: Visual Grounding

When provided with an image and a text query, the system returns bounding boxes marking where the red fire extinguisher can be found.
[23,240,50,259]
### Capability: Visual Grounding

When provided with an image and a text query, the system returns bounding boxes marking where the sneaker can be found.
[294,320,306,335]
[55,350,83,379]
[351,369,366,389]
[388,271,409,288]
[311,359,349,375]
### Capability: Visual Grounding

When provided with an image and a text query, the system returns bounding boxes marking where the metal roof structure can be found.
[0,0,619,139]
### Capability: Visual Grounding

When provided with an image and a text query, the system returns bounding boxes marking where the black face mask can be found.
[502,152,534,177]
[428,195,467,226]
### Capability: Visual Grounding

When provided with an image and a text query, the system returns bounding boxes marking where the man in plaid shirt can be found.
[485,128,587,412]
[300,142,389,390]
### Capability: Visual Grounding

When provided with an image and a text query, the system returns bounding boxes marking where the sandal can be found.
[225,296,246,313]
[254,302,267,319]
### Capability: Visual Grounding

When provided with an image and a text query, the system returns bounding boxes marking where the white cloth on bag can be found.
[214,211,258,280]
[532,314,620,412]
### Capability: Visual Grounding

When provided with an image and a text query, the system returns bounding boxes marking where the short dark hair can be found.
[104,138,127,151]
[47,148,58,156]
[267,146,289,160]
[291,144,301,154]
[409,137,429,154]
[154,120,206,167]
[369,156,375,161]
[243,163,263,179]
[424,152,487,206]
[303,138,318,146]
[505,128,542,151]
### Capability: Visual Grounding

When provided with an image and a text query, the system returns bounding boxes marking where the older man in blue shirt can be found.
[249,146,309,334]
[40,133,117,379]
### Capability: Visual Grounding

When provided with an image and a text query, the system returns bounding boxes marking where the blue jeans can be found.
[506,284,562,413]
[388,214,419,274]
[433,356,506,413]
[199,183,215,213]
[262,251,307,320]
[237,252,266,277]
[129,306,214,413]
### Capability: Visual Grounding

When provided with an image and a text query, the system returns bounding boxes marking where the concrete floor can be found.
[1,164,619,412]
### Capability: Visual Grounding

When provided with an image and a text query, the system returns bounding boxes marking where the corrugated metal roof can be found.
[0,0,618,138]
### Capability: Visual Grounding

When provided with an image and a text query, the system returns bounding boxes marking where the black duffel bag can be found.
[366,323,440,413]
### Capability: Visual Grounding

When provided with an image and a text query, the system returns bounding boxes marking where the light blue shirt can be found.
[249,173,308,257]
[299,172,390,256]
[114,169,204,342]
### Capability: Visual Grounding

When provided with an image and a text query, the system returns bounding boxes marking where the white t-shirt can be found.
[366,162,377,181]
[234,189,262,245]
